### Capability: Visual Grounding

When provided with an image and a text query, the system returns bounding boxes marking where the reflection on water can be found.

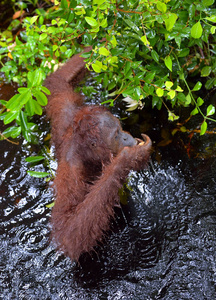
[0,84,216,299]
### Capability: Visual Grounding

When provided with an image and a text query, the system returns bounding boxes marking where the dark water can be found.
[0,85,216,299]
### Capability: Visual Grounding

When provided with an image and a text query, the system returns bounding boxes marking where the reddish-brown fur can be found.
[44,48,152,261]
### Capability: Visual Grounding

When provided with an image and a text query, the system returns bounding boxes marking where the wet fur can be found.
[45,48,152,261]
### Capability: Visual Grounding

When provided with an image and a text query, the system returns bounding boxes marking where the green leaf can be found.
[25,97,35,116]
[41,86,51,95]
[165,81,173,89]
[99,47,110,56]
[18,87,29,94]
[28,69,43,86]
[175,36,181,48]
[53,45,58,51]
[143,72,155,83]
[55,49,60,57]
[156,88,164,97]
[205,15,216,22]
[164,56,172,71]
[100,18,108,28]
[192,81,202,91]
[141,35,150,46]
[151,50,159,63]
[25,156,45,163]
[191,107,198,116]
[201,66,211,77]
[123,18,141,36]
[205,78,216,89]
[0,100,7,106]
[202,0,215,7]
[20,110,28,131]
[6,91,31,111]
[92,60,103,73]
[157,1,167,13]
[168,111,179,121]
[35,91,48,106]
[39,33,47,41]
[46,202,55,208]
[85,17,98,27]
[180,126,187,132]
[207,104,215,116]
[60,0,68,9]
[5,94,20,111]
[27,171,50,178]
[191,21,203,39]
[3,111,19,125]
[197,97,204,106]
[167,90,176,99]
[200,121,207,135]
[30,16,39,25]
[34,100,43,115]
[175,86,183,92]
[164,13,178,32]
[60,45,67,52]
[2,126,21,138]
[110,35,117,47]
[210,26,216,34]
[186,94,192,105]
[178,48,190,58]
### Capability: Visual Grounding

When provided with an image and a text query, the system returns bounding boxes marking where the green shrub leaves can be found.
[0,0,216,140]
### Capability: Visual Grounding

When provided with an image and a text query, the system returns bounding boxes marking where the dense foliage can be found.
[0,0,216,144]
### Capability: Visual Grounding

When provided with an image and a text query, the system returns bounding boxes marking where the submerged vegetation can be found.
[0,0,216,145]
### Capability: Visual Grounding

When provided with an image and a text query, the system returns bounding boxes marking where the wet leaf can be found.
[4,111,19,125]
[25,98,35,116]
[197,97,204,106]
[41,86,51,95]
[168,111,179,121]
[176,86,183,92]
[92,60,102,73]
[164,56,172,71]
[141,35,150,47]
[35,91,48,106]
[85,17,98,27]
[156,88,164,97]
[207,104,215,116]
[25,156,45,163]
[200,121,207,135]
[46,202,55,208]
[34,101,43,115]
[39,33,47,41]
[210,26,216,34]
[13,91,32,111]
[99,47,110,56]
[165,81,173,89]
[151,50,159,63]
[30,16,39,25]
[164,13,178,31]
[185,94,192,105]
[191,21,203,39]
[178,48,190,58]
[201,66,211,77]
[2,126,21,138]
[157,1,167,13]
[167,90,176,99]
[27,171,50,178]
[192,81,202,91]
[202,0,214,6]
[191,107,198,116]
[205,16,216,23]
[180,126,187,132]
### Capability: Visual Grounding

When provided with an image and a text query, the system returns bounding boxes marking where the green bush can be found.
[0,0,216,143]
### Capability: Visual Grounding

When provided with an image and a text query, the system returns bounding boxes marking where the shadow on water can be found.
[0,82,216,299]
